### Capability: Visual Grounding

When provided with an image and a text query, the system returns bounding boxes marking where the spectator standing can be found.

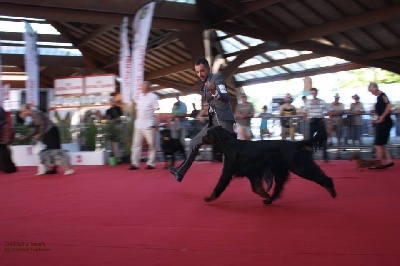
[171,93,187,146]
[349,94,365,145]
[105,97,123,120]
[280,93,296,140]
[105,97,123,163]
[0,106,17,173]
[129,81,160,170]
[169,102,182,139]
[258,105,273,140]
[234,94,254,140]
[305,88,329,161]
[367,82,394,169]
[327,93,345,146]
[298,95,309,138]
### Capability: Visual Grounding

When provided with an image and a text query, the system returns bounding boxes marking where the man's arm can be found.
[207,74,229,103]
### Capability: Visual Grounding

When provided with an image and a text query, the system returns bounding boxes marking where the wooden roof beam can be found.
[214,21,400,74]
[1,32,69,43]
[237,63,365,87]
[1,54,86,68]
[292,41,400,74]
[178,31,206,61]
[147,32,180,52]
[50,21,104,73]
[286,3,400,43]
[368,47,400,60]
[212,0,284,25]
[221,42,280,79]
[145,61,193,80]
[236,53,321,74]
[151,78,193,94]
[76,25,116,48]
[0,2,202,30]
[215,22,283,43]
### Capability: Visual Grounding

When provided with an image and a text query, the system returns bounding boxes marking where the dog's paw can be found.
[204,196,215,202]
[64,169,74,175]
[263,198,273,205]
[204,192,217,202]
[326,187,337,199]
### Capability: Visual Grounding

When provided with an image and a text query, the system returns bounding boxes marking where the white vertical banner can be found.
[24,22,39,107]
[131,2,155,102]
[120,17,131,104]
[2,84,10,101]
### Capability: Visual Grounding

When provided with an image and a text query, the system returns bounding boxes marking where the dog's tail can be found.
[301,126,327,152]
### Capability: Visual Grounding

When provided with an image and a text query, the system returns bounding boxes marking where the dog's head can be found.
[160,128,172,141]
[202,126,236,144]
[31,140,46,155]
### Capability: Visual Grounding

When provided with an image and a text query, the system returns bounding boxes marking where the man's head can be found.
[141,81,151,94]
[109,97,117,106]
[352,94,360,102]
[194,57,211,82]
[240,94,247,103]
[368,82,379,95]
[19,104,32,119]
[284,93,292,103]
[310,88,318,99]
[334,93,340,102]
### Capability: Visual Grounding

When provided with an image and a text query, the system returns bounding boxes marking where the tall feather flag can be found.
[119,17,131,104]
[131,2,155,102]
[0,40,2,104]
[23,22,39,107]
[0,42,10,105]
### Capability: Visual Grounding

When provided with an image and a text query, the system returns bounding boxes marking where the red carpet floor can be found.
[1,160,400,266]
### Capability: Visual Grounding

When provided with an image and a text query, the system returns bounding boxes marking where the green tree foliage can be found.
[338,68,400,89]
[54,111,72,144]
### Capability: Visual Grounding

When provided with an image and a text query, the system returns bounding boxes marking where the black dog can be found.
[202,126,337,205]
[160,128,186,169]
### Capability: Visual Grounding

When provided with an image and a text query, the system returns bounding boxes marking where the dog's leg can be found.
[36,164,46,175]
[289,156,337,199]
[265,165,290,205]
[263,169,274,192]
[204,165,234,202]
[248,176,270,199]
[171,152,176,168]
[61,159,74,175]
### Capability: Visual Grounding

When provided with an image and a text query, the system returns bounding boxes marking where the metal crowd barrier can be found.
[35,113,398,161]
[250,113,400,159]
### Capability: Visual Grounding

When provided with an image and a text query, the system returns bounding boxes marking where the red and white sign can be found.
[85,74,116,94]
[54,77,85,95]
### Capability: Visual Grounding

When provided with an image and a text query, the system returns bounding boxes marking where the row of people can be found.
[6,58,394,175]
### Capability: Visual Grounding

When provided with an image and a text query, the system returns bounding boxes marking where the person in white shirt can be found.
[129,81,160,170]
[304,88,329,161]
